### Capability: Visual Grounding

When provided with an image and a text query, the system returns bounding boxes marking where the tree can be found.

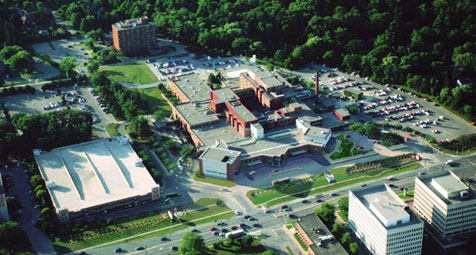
[331,222,345,238]
[315,203,335,226]
[6,196,21,216]
[338,197,349,221]
[180,232,206,255]
[346,104,359,115]
[60,56,77,78]
[340,232,351,246]
[7,50,33,72]
[130,116,151,138]
[0,221,31,251]
[241,234,254,247]
[349,242,359,255]
[84,38,95,51]
[86,60,99,73]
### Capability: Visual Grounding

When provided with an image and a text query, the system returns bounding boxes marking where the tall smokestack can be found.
[315,72,319,102]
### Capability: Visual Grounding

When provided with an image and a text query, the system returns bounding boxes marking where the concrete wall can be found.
[202,158,228,180]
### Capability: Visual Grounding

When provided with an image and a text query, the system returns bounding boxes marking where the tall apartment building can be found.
[349,184,424,255]
[112,17,156,56]
[414,171,476,239]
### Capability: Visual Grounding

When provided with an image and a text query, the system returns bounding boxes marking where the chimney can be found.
[315,72,319,102]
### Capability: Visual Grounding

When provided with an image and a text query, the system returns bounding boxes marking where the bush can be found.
[216,200,224,207]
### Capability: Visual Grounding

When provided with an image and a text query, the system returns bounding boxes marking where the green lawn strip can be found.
[194,175,236,187]
[261,163,422,207]
[105,123,120,136]
[286,246,295,255]
[130,87,171,114]
[293,233,308,251]
[100,61,158,85]
[398,190,415,200]
[53,198,230,252]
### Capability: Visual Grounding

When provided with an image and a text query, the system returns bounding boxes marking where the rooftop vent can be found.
[461,190,469,199]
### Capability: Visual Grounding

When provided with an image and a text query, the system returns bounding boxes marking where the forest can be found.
[1,0,476,121]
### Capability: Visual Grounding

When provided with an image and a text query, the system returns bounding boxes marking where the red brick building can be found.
[112,17,156,56]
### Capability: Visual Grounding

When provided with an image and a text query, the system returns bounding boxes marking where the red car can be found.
[239,223,246,228]
[209,227,217,232]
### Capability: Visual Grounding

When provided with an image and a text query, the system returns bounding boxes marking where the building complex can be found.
[166,66,339,180]
[112,17,156,55]
[413,171,476,242]
[349,184,424,255]
[33,137,160,223]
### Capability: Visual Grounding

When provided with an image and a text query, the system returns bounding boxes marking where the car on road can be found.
[171,246,178,251]
[191,229,200,233]
[234,210,241,215]
[244,215,251,219]
[213,231,219,235]
[114,247,122,253]
[217,222,226,226]
[280,205,288,209]
[231,226,238,230]
[253,223,262,228]
[239,223,246,228]
[361,184,367,187]
[221,228,229,233]
[161,237,169,241]
[316,199,323,203]
[136,247,145,251]
[209,227,217,232]
[301,199,309,203]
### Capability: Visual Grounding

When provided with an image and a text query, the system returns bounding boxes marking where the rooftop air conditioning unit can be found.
[461,190,469,199]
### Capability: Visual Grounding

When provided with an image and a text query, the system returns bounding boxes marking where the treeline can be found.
[50,0,476,122]
[91,72,151,120]
[0,109,93,160]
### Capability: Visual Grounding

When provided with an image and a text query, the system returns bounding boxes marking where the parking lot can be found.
[287,64,476,141]
[0,85,113,137]
[145,48,245,82]
[32,37,91,74]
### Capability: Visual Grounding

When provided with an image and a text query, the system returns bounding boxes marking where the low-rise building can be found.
[349,184,424,255]
[293,214,348,255]
[296,119,331,147]
[33,137,160,223]
[199,145,241,180]
[334,108,350,121]
[413,171,476,239]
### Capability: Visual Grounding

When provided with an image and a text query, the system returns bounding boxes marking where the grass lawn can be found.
[398,189,415,200]
[194,175,236,188]
[100,61,158,85]
[52,198,232,254]
[247,162,422,207]
[129,87,171,114]
[330,138,361,160]
[105,123,120,136]
[293,233,308,251]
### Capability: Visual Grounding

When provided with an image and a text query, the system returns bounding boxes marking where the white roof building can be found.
[34,137,160,222]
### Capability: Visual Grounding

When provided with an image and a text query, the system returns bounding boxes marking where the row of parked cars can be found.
[88,87,110,114]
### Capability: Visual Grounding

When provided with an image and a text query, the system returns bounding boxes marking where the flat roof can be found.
[298,119,329,139]
[418,171,475,205]
[169,73,212,102]
[212,88,238,104]
[174,102,219,127]
[199,147,240,164]
[291,103,323,124]
[112,17,153,30]
[34,138,157,213]
[296,214,348,255]
[227,101,257,123]
[352,185,422,229]
[335,108,350,117]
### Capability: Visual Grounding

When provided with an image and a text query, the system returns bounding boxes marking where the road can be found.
[0,166,55,255]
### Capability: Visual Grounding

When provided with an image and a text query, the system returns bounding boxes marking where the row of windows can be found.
[388,227,423,238]
[388,232,423,243]
[388,241,422,253]
[448,202,476,212]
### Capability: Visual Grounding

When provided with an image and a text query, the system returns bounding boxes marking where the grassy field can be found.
[101,61,158,85]
[247,163,422,207]
[53,198,232,254]
[129,87,171,114]
[105,123,120,136]
[194,175,237,187]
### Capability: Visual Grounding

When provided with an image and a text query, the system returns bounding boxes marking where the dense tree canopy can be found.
[180,232,206,255]
[0,221,31,253]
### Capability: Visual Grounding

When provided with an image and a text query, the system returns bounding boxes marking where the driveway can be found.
[0,166,55,254]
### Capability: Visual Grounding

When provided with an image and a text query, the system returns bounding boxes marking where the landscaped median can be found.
[246,163,422,208]
[53,198,234,254]
[105,123,120,136]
